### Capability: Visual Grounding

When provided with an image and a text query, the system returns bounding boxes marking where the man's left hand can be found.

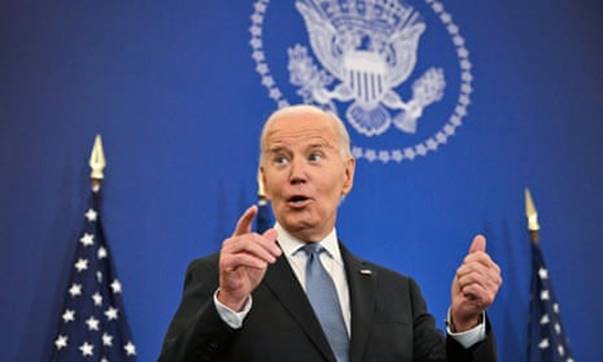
[450,235,502,332]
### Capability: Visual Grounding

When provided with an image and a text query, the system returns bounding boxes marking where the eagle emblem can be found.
[288,0,446,136]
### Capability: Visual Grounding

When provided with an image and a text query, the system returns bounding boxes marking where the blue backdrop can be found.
[1,1,601,361]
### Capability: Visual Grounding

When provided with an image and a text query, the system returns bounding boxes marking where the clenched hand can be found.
[217,205,282,311]
[450,235,502,331]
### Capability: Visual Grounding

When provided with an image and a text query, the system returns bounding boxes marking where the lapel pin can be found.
[359,269,372,276]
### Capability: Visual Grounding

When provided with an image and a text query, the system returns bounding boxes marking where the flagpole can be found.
[257,168,268,206]
[525,188,575,361]
[89,134,106,192]
[524,188,540,245]
[256,168,273,233]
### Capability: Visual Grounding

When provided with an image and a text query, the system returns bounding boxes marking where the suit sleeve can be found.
[408,278,497,362]
[158,258,237,362]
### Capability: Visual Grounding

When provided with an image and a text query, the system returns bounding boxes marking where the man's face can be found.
[261,110,355,242]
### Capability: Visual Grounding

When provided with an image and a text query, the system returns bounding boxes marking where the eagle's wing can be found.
[295,1,345,80]
[386,23,426,87]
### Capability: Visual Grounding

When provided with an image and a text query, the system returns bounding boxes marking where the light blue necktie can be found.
[301,243,349,362]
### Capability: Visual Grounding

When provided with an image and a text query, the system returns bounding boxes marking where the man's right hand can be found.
[217,205,282,311]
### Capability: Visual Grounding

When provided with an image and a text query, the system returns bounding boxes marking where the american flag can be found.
[51,187,136,361]
[528,241,575,362]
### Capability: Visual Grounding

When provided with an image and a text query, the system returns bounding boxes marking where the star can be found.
[97,246,107,259]
[124,341,137,356]
[69,283,82,298]
[102,332,113,347]
[254,2,267,13]
[85,208,98,222]
[558,345,565,356]
[101,358,109,362]
[268,88,281,100]
[80,233,95,247]
[62,309,76,323]
[261,76,275,87]
[538,338,549,349]
[538,267,549,280]
[404,148,416,159]
[250,13,263,25]
[110,279,122,294]
[79,341,94,357]
[250,37,262,49]
[540,290,550,301]
[365,150,376,161]
[555,322,561,334]
[249,27,262,37]
[256,63,268,74]
[553,303,560,313]
[391,150,403,162]
[97,271,103,283]
[92,292,103,306]
[447,24,459,35]
[85,316,100,331]
[416,144,427,156]
[539,314,549,325]
[74,258,89,272]
[105,306,119,321]
[54,334,68,350]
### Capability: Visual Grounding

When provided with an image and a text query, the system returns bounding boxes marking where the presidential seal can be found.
[250,0,474,163]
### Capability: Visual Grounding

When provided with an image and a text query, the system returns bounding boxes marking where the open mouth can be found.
[287,195,312,208]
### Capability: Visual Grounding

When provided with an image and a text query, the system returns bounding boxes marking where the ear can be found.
[341,157,355,196]
[260,165,272,201]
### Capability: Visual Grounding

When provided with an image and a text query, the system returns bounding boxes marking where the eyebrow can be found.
[266,146,289,154]
[307,142,336,151]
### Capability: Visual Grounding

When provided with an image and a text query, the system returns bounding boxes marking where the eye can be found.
[308,152,323,163]
[273,155,289,166]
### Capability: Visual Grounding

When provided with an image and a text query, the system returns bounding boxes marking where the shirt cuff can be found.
[213,289,253,329]
[446,308,486,349]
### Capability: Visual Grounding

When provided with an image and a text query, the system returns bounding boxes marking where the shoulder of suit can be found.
[341,243,413,284]
[363,259,412,282]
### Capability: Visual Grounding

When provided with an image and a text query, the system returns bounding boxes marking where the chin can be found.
[287,222,331,242]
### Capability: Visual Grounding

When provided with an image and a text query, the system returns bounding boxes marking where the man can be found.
[159,105,502,361]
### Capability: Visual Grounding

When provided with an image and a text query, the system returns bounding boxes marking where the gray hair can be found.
[259,105,353,162]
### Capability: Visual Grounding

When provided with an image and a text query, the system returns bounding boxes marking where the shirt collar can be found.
[274,223,343,264]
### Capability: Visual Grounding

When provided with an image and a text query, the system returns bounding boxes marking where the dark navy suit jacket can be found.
[159,243,496,361]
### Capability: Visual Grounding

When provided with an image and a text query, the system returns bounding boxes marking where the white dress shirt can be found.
[214,223,485,348]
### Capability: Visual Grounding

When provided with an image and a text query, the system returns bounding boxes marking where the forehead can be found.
[263,111,339,150]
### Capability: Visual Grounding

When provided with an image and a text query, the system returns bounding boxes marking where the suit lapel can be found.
[340,243,377,362]
[263,253,336,362]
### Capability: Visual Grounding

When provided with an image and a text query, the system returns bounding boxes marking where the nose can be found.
[288,157,307,185]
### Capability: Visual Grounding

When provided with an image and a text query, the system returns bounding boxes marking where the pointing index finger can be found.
[232,205,258,237]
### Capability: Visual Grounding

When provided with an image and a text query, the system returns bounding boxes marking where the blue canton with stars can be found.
[528,241,574,362]
[51,187,136,361]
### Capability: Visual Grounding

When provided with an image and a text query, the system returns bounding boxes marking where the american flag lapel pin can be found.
[359,269,372,276]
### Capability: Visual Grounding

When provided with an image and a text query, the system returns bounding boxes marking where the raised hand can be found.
[450,235,502,331]
[217,205,282,311]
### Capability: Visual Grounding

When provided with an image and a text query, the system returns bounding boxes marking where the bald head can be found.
[260,105,353,162]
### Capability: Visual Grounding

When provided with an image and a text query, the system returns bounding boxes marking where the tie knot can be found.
[301,242,323,256]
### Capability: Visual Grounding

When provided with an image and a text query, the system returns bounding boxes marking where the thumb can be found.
[469,234,486,253]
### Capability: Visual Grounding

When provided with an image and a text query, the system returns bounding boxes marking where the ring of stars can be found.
[248,0,474,163]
